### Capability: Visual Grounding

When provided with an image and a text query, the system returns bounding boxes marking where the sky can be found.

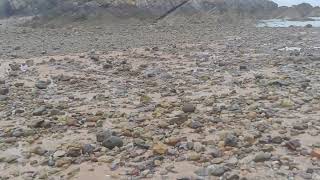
[272,0,320,6]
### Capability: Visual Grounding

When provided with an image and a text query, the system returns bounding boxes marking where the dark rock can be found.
[305,24,312,28]
[182,103,196,113]
[102,63,113,69]
[35,80,49,89]
[224,133,238,147]
[28,119,44,128]
[82,144,95,154]
[285,139,301,150]
[271,136,283,144]
[0,87,9,95]
[239,65,248,70]
[102,136,123,149]
[67,147,81,157]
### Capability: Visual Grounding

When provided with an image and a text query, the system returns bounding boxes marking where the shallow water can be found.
[257,17,320,27]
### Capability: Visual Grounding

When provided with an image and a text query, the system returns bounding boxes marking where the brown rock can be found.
[153,142,168,155]
[311,149,320,158]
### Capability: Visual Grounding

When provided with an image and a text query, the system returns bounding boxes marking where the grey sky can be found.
[272,0,320,6]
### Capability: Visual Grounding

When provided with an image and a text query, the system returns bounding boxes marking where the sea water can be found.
[257,17,320,27]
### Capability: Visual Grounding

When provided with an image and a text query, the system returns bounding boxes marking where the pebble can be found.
[254,152,272,162]
[32,106,47,116]
[35,80,49,89]
[96,129,113,142]
[182,103,196,113]
[101,136,124,149]
[0,87,9,95]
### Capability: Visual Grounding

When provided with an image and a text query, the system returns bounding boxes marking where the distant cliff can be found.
[0,0,319,20]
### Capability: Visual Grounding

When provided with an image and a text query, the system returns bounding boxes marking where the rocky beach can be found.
[1,0,320,180]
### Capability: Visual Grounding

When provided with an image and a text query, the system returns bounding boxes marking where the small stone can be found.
[280,99,294,108]
[101,136,123,149]
[53,150,66,158]
[188,152,200,161]
[35,80,49,89]
[208,165,226,176]
[271,136,283,144]
[96,129,113,142]
[5,155,19,163]
[247,111,257,119]
[224,133,238,147]
[285,140,301,151]
[28,119,44,128]
[153,142,168,155]
[31,146,47,156]
[55,158,71,167]
[82,144,95,154]
[311,149,320,158]
[254,152,271,162]
[32,106,47,116]
[0,87,9,95]
[227,174,240,180]
[67,147,81,157]
[195,168,209,176]
[182,103,196,113]
[193,142,203,152]
[305,24,313,28]
[170,114,188,125]
[0,95,8,101]
[239,65,248,70]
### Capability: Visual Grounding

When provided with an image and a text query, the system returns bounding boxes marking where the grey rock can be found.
[96,129,113,142]
[208,165,226,176]
[254,152,271,162]
[182,103,196,113]
[224,133,238,147]
[28,119,44,128]
[82,144,95,154]
[170,113,188,125]
[33,106,47,116]
[35,80,49,89]
[102,136,123,149]
[271,136,283,144]
[0,95,8,101]
[195,168,209,176]
[189,120,203,129]
[0,87,9,95]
